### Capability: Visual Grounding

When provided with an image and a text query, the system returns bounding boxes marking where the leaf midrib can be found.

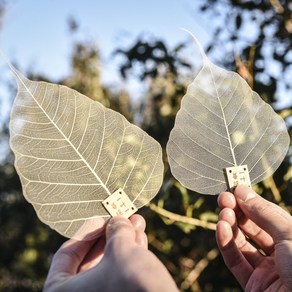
[13,71,111,196]
[206,60,238,167]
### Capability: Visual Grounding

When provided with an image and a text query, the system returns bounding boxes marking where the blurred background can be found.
[0,0,291,291]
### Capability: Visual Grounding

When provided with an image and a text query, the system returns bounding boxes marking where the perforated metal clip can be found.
[102,188,138,218]
[224,165,251,192]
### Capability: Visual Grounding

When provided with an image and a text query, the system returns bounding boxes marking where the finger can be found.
[130,214,148,249]
[79,215,148,272]
[72,216,148,272]
[234,186,292,243]
[78,234,106,272]
[48,237,97,277]
[218,191,245,220]
[219,208,264,265]
[129,214,146,231]
[236,211,274,255]
[105,216,136,254]
[217,191,237,209]
[219,190,275,254]
[136,232,148,249]
[216,220,253,289]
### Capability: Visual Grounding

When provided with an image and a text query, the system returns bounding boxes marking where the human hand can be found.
[44,214,178,292]
[216,185,292,291]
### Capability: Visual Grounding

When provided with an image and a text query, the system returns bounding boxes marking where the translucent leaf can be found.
[166,33,290,195]
[9,69,164,239]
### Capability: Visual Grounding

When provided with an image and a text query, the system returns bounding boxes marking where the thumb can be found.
[234,185,292,243]
[105,217,136,252]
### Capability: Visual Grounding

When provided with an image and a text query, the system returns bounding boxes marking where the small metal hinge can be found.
[224,165,251,191]
[102,188,138,218]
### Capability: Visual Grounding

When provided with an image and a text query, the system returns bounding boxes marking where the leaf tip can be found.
[0,49,29,86]
[0,48,14,71]
[180,28,208,61]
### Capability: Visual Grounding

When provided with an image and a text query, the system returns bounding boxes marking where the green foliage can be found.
[0,164,65,291]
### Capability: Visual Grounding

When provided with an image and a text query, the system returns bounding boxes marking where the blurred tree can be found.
[199,0,292,107]
[62,41,133,121]
[115,39,192,80]
[115,38,192,147]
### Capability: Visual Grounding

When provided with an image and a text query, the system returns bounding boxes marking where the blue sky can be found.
[0,1,290,120]
[0,0,213,161]
[0,0,208,81]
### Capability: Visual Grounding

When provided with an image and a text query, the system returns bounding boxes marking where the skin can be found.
[216,185,292,292]
[43,214,178,292]
[44,185,292,291]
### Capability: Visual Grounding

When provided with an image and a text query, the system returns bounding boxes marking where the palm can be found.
[78,234,106,272]
[247,257,285,291]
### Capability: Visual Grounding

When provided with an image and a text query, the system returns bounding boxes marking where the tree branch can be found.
[148,203,217,231]
[180,248,219,290]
